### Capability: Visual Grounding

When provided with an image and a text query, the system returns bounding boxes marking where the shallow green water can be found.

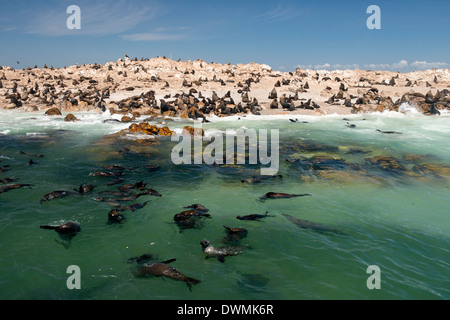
[0,110,449,300]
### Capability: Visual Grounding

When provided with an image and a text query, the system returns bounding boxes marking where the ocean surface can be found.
[0,108,449,300]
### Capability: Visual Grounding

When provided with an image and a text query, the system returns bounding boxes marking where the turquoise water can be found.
[0,110,449,300]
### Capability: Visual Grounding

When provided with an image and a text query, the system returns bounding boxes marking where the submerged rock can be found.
[123,122,174,136]
[365,156,407,172]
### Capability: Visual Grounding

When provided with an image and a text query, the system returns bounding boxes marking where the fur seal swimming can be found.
[40,222,81,236]
[40,190,76,203]
[129,201,149,212]
[118,181,147,191]
[20,151,44,158]
[283,214,345,235]
[133,258,201,290]
[240,175,283,184]
[223,225,248,242]
[143,165,161,172]
[127,254,156,265]
[74,184,97,194]
[107,179,125,186]
[0,184,32,194]
[89,171,124,177]
[200,239,245,263]
[174,210,211,231]
[236,211,274,221]
[0,165,11,173]
[183,204,209,213]
[376,129,402,135]
[102,165,129,171]
[108,209,126,224]
[0,178,17,184]
[259,192,312,200]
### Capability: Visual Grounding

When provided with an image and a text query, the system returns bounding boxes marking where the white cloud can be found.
[410,61,448,69]
[16,0,158,36]
[297,60,449,72]
[121,33,184,41]
[257,3,302,23]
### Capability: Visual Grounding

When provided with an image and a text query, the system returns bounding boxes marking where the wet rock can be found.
[44,107,62,116]
[365,156,407,172]
[64,113,79,122]
[121,116,132,123]
[182,126,205,136]
[126,122,174,136]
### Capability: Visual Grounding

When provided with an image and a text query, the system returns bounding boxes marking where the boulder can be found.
[127,122,174,137]
[64,113,79,122]
[45,107,62,116]
[183,126,205,136]
[121,116,132,123]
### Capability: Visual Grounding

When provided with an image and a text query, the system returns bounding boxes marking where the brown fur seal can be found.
[376,129,402,135]
[133,259,201,290]
[0,178,17,184]
[260,192,312,200]
[129,201,149,212]
[40,190,76,203]
[174,210,211,231]
[283,214,345,235]
[0,184,32,194]
[200,239,245,263]
[89,171,124,177]
[74,184,97,194]
[20,151,44,158]
[108,209,126,224]
[183,204,209,213]
[40,222,81,236]
[236,211,274,221]
[223,226,248,242]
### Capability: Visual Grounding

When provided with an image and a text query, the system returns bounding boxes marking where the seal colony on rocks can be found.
[1,56,448,118]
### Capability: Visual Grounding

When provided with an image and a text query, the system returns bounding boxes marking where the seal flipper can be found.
[161,258,177,264]
[217,255,226,263]
[40,225,58,230]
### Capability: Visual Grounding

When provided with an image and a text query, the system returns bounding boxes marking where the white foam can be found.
[398,102,421,115]
[0,130,10,135]
[26,132,46,136]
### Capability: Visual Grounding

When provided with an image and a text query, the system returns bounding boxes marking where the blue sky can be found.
[0,0,449,71]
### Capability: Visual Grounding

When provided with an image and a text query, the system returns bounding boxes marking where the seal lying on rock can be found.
[200,239,245,263]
